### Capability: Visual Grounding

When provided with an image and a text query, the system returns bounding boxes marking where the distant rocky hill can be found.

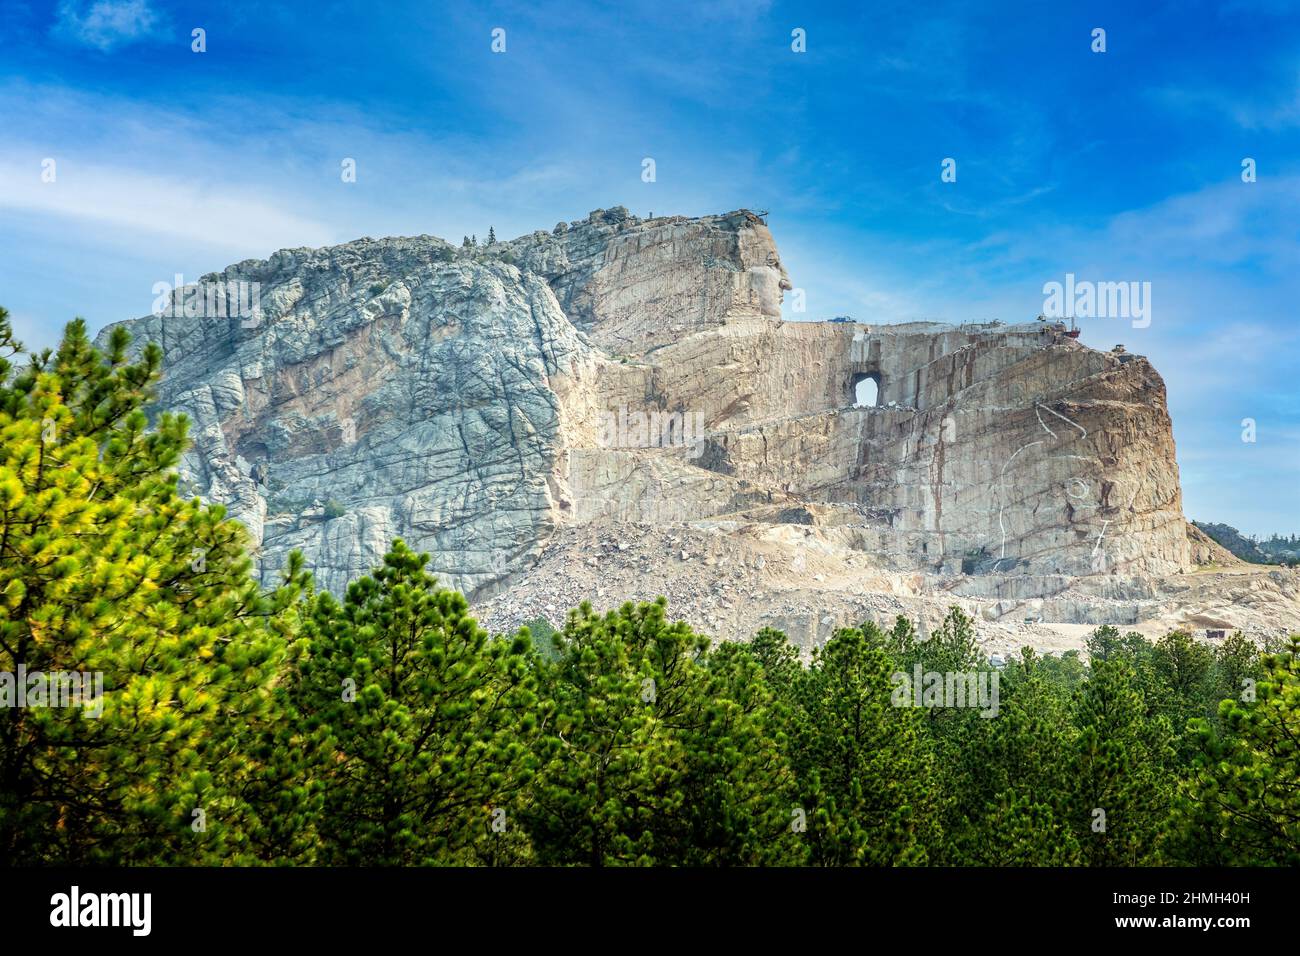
[96,206,1300,649]
[1194,521,1300,565]
[1194,522,1269,562]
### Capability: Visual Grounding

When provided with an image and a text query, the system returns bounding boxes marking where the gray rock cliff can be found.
[97,207,1300,648]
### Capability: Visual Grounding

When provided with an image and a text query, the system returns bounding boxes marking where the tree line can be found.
[1,312,1297,866]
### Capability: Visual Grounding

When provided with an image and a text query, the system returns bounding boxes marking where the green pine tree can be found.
[292,539,541,865]
[786,625,944,865]
[955,648,1081,864]
[1173,637,1300,864]
[1071,652,1176,865]
[523,599,796,865]
[1148,630,1216,760]
[0,312,310,864]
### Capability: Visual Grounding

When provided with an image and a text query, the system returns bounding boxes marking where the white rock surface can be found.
[97,207,1300,651]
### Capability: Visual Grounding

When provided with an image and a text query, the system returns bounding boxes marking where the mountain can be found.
[97,207,1300,650]
[1194,521,1300,565]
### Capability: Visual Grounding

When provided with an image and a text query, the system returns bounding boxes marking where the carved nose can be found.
[779,278,793,290]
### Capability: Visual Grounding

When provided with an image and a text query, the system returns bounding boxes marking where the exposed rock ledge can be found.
[97,207,1299,651]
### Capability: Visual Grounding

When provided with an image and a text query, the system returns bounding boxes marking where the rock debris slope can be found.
[98,207,1300,651]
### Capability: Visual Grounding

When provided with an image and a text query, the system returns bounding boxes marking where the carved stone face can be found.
[749,265,785,317]
[766,250,794,291]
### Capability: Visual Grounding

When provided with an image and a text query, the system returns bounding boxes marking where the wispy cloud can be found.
[1153,81,1300,132]
[53,0,165,52]
[0,155,337,252]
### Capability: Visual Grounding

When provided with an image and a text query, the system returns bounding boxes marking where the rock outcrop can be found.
[97,206,1300,650]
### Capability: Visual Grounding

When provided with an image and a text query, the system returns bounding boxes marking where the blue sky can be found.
[1,0,1298,534]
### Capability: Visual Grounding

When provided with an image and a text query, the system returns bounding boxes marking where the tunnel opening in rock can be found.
[852,372,881,408]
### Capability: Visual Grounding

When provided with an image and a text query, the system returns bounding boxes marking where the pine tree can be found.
[0,312,310,864]
[786,625,943,865]
[1209,632,1264,717]
[523,599,796,865]
[869,608,991,862]
[292,539,541,865]
[954,648,1081,864]
[1148,630,1215,760]
[1173,638,1300,864]
[682,638,803,864]
[1085,624,1152,664]
[523,600,688,865]
[1071,654,1176,865]
[487,226,496,245]
[747,626,801,697]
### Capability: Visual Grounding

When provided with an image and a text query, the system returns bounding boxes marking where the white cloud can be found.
[0,155,337,253]
[53,0,164,52]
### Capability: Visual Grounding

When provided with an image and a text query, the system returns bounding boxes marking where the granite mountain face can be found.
[99,207,1300,651]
